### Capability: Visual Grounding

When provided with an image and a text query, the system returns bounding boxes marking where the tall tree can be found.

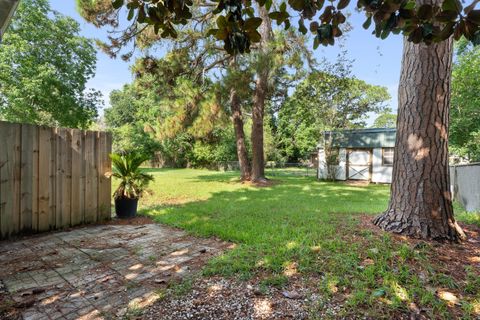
[0,0,101,128]
[228,60,252,180]
[373,32,466,241]
[250,5,272,182]
[277,54,390,161]
[77,0,310,181]
[105,52,234,167]
[78,0,256,179]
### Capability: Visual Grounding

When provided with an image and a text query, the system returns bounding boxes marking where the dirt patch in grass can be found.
[242,179,281,188]
[358,214,480,271]
[143,275,312,320]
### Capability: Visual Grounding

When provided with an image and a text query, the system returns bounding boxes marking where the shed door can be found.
[347,149,372,181]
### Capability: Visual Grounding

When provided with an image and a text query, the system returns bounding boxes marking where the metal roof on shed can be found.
[320,128,396,149]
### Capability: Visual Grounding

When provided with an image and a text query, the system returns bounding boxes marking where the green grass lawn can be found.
[139,168,480,318]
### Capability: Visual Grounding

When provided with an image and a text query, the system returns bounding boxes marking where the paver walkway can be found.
[0,222,231,320]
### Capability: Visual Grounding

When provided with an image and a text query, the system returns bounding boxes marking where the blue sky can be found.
[50,1,403,115]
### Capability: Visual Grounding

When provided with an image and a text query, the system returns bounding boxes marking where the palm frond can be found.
[109,152,154,199]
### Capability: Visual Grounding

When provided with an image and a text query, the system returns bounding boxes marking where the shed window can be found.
[382,148,394,166]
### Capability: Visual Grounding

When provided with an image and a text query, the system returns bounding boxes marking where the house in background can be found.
[317,128,396,183]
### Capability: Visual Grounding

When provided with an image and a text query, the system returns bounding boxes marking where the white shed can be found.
[317,128,396,183]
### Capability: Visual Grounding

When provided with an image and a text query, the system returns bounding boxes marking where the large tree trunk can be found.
[230,86,251,181]
[373,35,466,242]
[250,5,272,182]
[251,69,268,182]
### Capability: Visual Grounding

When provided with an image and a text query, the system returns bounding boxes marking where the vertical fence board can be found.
[96,132,104,220]
[20,124,34,231]
[84,131,96,223]
[97,132,111,221]
[71,130,84,226]
[13,124,21,235]
[1,122,111,238]
[32,126,39,232]
[0,123,21,237]
[63,130,72,227]
[38,127,52,232]
[106,133,112,216]
[49,128,56,229]
[55,128,64,228]
[55,128,72,228]
[0,123,11,238]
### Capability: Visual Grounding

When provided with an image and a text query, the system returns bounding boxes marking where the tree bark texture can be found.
[250,5,272,182]
[230,86,251,181]
[373,35,466,241]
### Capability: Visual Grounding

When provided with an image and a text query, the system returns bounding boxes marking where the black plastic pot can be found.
[114,197,139,219]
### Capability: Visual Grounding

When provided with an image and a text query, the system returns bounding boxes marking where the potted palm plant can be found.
[110,152,153,219]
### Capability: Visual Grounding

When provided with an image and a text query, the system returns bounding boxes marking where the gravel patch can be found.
[143,276,311,320]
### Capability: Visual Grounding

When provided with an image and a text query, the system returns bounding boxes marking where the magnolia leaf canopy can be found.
[78,0,480,55]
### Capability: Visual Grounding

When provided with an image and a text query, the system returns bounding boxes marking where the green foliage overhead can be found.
[77,0,480,55]
[450,39,480,161]
[110,152,154,199]
[0,0,102,128]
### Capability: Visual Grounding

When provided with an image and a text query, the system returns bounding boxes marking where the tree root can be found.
[373,210,467,243]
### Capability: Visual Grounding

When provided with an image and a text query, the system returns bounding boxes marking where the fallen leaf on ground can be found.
[282,290,302,299]
[436,290,460,306]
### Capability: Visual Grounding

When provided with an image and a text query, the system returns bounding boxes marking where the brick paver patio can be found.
[0,222,231,319]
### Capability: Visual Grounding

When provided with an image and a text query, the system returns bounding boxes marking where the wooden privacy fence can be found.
[0,121,112,239]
